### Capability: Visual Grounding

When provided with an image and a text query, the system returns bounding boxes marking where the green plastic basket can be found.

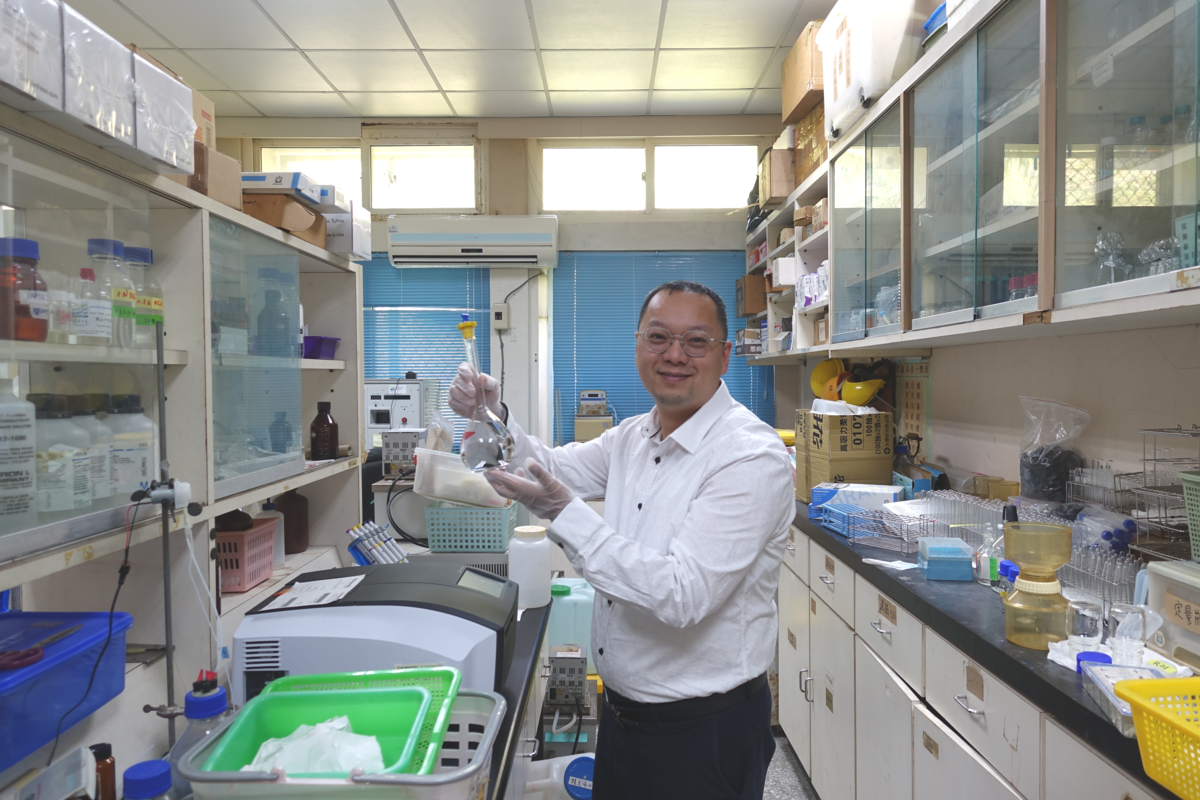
[425,500,517,552]
[258,667,462,776]
[201,686,431,777]
[1180,470,1200,561]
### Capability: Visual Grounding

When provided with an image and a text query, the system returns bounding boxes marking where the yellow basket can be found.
[1114,677,1200,800]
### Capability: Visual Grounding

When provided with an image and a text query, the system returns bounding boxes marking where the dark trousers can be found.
[591,682,775,800]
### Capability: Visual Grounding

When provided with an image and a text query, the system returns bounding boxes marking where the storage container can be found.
[1083,663,1162,738]
[302,335,342,360]
[1115,676,1200,797]
[215,518,277,593]
[0,611,134,772]
[1146,560,1200,666]
[412,447,508,509]
[548,579,596,672]
[425,501,518,553]
[1180,470,1200,561]
[917,537,974,580]
[821,502,866,536]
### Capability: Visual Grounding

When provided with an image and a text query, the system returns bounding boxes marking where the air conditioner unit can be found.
[388,215,558,268]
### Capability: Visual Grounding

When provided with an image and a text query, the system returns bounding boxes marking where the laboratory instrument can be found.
[123,759,172,800]
[510,525,551,608]
[231,562,518,702]
[166,673,229,800]
[546,644,589,709]
[457,314,514,472]
[364,379,424,448]
[0,623,81,670]
[1003,521,1073,649]
[310,401,339,460]
[382,427,425,475]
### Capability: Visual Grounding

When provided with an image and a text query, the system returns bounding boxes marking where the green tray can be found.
[202,685,431,777]
[1180,470,1200,561]
[258,667,462,775]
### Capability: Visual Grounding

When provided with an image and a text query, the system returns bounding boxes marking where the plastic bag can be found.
[426,406,453,453]
[242,716,384,775]
[1018,397,1090,502]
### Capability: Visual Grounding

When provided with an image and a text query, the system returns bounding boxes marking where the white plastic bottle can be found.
[70,395,113,502]
[254,497,286,569]
[510,525,552,609]
[30,394,91,512]
[0,380,37,528]
[107,393,158,496]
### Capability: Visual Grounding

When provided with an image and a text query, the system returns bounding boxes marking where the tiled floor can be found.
[764,734,820,800]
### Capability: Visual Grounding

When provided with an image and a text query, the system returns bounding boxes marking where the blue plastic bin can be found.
[924,2,947,33]
[0,611,134,772]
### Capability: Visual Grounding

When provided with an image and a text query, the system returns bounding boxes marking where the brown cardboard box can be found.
[735,328,763,356]
[242,194,327,247]
[814,316,828,345]
[782,21,824,124]
[797,410,893,462]
[795,205,816,225]
[168,142,241,209]
[794,409,894,499]
[757,149,796,206]
[807,454,895,490]
[795,103,827,186]
[128,44,215,147]
[735,274,768,317]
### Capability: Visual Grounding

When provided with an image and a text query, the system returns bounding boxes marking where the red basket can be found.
[216,518,277,593]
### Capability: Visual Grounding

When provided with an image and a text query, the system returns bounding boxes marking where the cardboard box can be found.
[795,205,815,225]
[168,141,240,209]
[813,197,828,230]
[242,194,327,248]
[242,171,322,204]
[782,20,824,124]
[808,481,903,518]
[758,149,796,207]
[814,316,828,345]
[735,274,768,317]
[735,328,763,356]
[794,103,827,186]
[324,201,372,261]
[575,416,613,442]
[313,184,350,214]
[0,0,63,113]
[798,410,893,462]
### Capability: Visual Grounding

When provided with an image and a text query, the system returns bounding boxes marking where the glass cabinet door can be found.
[210,218,303,499]
[1057,0,1199,297]
[832,138,867,341]
[865,107,904,336]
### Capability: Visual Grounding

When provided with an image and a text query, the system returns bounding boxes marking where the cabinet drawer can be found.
[1044,719,1157,800]
[855,638,918,800]
[854,575,924,695]
[913,703,1022,800]
[778,562,811,771]
[810,541,854,625]
[783,525,808,580]
[923,629,1040,800]
[810,592,856,800]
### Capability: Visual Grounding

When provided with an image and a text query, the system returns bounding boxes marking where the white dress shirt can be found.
[508,380,795,703]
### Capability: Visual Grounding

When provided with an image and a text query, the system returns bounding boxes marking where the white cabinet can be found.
[913,704,1023,800]
[855,637,918,800]
[924,629,1041,800]
[810,540,855,625]
[854,574,924,695]
[778,562,812,770]
[810,591,856,800]
[783,524,809,580]
[1044,719,1157,800]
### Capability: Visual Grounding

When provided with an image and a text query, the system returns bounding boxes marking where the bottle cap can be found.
[551,584,571,597]
[87,238,124,258]
[124,247,153,265]
[1076,651,1112,673]
[563,754,595,800]
[28,394,71,420]
[515,525,547,539]
[110,394,144,414]
[317,401,332,412]
[184,684,228,720]
[1003,504,1018,522]
[405,371,417,379]
[0,237,39,261]
[263,498,276,510]
[79,267,96,282]
[122,760,172,799]
[88,743,112,761]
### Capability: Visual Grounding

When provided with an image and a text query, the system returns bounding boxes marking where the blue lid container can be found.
[917,537,975,581]
[124,247,153,265]
[0,237,39,261]
[123,759,172,799]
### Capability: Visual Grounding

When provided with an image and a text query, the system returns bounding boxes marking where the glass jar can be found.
[0,237,48,342]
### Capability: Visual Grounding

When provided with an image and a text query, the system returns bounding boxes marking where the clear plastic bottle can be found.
[43,258,74,345]
[69,395,113,502]
[0,237,48,342]
[456,313,513,472]
[73,266,112,346]
[510,525,552,609]
[107,394,157,495]
[86,240,135,349]
[0,380,36,529]
[126,247,163,349]
[29,394,91,512]
[122,760,171,800]
[166,677,229,800]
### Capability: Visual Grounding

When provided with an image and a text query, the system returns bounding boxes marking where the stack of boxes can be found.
[795,409,894,501]
[240,172,371,258]
[782,20,828,187]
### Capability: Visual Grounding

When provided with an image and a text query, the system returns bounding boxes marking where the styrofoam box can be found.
[325,201,372,261]
[809,482,903,518]
[242,171,321,204]
[313,184,350,213]
[0,0,64,112]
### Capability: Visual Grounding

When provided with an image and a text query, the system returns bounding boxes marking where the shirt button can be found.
[607,599,612,607]
[598,648,604,656]
[637,503,642,510]
[655,456,661,464]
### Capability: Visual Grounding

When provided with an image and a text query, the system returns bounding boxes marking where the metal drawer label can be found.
[826,688,834,712]
[825,555,835,574]
[922,731,939,759]
[788,629,796,649]
[811,597,817,615]
[966,664,985,701]
[878,594,897,625]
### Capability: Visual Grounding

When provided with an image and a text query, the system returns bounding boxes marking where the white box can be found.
[774,254,798,287]
[0,0,63,112]
[118,53,195,173]
[242,171,321,204]
[325,201,371,261]
[313,184,350,213]
[810,482,903,511]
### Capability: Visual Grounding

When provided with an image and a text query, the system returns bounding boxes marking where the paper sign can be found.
[262,575,364,611]
[878,594,897,625]
[966,664,985,702]
[825,555,835,574]
[1091,53,1114,88]
[1166,590,1200,635]
[788,629,797,649]
[923,731,939,759]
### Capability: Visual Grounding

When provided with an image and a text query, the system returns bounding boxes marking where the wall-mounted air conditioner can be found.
[387,215,557,268]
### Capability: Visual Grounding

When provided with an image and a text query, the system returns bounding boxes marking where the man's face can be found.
[635,290,731,416]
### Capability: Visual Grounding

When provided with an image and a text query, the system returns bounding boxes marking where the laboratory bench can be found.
[787,502,1180,800]
[493,602,551,800]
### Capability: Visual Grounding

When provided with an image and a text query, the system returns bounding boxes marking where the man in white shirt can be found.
[448,280,795,799]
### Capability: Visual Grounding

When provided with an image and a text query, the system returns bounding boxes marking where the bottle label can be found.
[0,409,36,520]
[112,287,136,304]
[36,446,75,512]
[18,290,49,320]
[67,446,91,508]
[137,296,165,326]
[90,443,112,500]
[74,299,113,337]
[112,431,153,493]
[48,290,73,332]
[136,296,154,310]
[112,304,138,320]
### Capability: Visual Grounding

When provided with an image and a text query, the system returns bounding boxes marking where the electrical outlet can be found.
[492,302,510,330]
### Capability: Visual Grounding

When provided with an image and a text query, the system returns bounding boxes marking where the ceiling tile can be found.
[759,50,787,90]
[239,92,354,117]
[549,91,648,116]
[654,49,772,90]
[65,0,171,47]
[187,50,330,92]
[257,0,412,49]
[308,51,436,92]
[205,91,264,117]
[143,49,228,92]
[661,0,798,48]
[542,51,653,91]
[343,93,453,116]
[745,89,783,115]
[425,51,543,92]
[532,0,661,49]
[650,90,751,115]
[393,0,534,49]
[445,91,548,117]
[121,0,290,48]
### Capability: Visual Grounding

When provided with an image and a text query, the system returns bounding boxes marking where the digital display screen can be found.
[370,395,382,400]
[384,394,411,400]
[457,569,504,597]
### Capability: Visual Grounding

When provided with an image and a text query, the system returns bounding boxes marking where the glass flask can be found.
[457,313,514,472]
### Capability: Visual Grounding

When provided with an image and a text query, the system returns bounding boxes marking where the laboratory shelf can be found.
[219,545,341,620]
[198,456,360,524]
[923,207,1038,258]
[770,238,796,259]
[1071,0,1185,85]
[213,355,347,370]
[797,227,829,252]
[301,358,346,370]
[925,94,1039,175]
[747,346,824,365]
[748,310,768,320]
[745,161,831,247]
[0,341,189,366]
[795,299,829,316]
[747,257,768,274]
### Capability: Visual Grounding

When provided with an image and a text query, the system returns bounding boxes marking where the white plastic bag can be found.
[1018,397,1089,502]
[426,406,453,452]
[242,716,384,775]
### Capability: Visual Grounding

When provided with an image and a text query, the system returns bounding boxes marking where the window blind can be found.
[362,256,490,449]
[552,251,775,444]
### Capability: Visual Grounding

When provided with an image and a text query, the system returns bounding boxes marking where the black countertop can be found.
[793,503,1180,800]
[490,602,550,799]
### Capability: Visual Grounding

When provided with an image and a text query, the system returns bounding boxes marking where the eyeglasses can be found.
[636,327,723,357]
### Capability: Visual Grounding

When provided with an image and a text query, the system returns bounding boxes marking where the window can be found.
[1002,144,1039,207]
[261,146,362,209]
[371,145,476,210]
[543,147,646,211]
[654,145,758,209]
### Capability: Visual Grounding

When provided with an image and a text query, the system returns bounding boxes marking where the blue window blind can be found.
[552,251,774,444]
[362,256,490,448]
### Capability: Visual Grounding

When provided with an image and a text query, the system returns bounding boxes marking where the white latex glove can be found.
[448,362,503,419]
[485,458,575,521]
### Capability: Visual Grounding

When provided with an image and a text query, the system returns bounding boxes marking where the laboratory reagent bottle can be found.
[275,489,309,554]
[256,289,291,357]
[0,379,36,528]
[122,759,171,800]
[29,394,91,512]
[0,237,48,342]
[310,401,339,460]
[269,410,294,454]
[87,239,136,350]
[73,266,112,345]
[70,394,113,501]
[167,675,229,800]
[510,525,552,609]
[126,247,163,349]
[89,743,116,800]
[108,394,157,495]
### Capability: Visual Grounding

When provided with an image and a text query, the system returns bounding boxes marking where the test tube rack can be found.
[846,510,937,555]
[1057,548,1143,617]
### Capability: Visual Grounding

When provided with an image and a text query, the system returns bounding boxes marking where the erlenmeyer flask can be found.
[457,314,514,472]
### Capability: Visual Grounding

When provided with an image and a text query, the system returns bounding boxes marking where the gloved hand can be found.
[485,458,575,521]
[448,362,503,420]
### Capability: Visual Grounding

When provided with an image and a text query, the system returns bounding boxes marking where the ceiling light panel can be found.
[65,0,170,47]
[257,0,413,49]
[549,91,648,116]
[654,49,772,90]
[542,51,653,91]
[393,0,535,49]
[204,90,264,117]
[531,0,662,49]
[308,51,436,92]
[424,51,544,92]
[445,91,549,117]
[650,90,751,115]
[342,92,453,117]
[240,92,355,117]
[661,0,799,48]
[187,50,330,92]
[121,0,290,48]
[745,90,784,114]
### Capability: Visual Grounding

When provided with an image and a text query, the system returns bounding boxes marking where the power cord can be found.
[386,468,428,548]
[571,694,584,756]
[498,271,543,402]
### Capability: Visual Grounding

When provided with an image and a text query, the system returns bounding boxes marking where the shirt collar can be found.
[640,381,734,454]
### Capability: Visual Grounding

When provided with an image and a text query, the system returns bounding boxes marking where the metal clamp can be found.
[870,620,892,637]
[818,575,835,586]
[520,737,539,758]
[954,694,985,716]
[800,669,813,703]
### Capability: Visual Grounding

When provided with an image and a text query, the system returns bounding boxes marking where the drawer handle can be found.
[541,663,552,679]
[954,694,985,717]
[871,620,892,637]
[786,543,796,552]
[520,737,539,758]
[800,669,813,703]
[818,575,835,586]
